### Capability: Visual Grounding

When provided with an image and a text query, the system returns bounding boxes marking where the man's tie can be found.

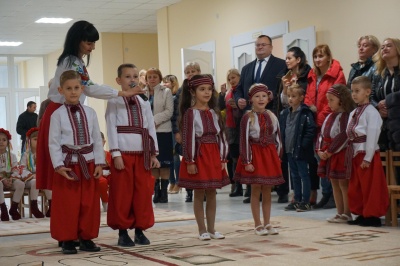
[255,59,263,83]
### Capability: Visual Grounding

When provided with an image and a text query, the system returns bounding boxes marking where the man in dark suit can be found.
[234,35,288,204]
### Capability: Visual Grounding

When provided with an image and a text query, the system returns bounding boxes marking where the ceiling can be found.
[0,0,180,55]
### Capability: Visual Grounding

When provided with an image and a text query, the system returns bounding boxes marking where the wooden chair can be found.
[387,150,400,227]
[381,151,393,226]
[21,188,48,218]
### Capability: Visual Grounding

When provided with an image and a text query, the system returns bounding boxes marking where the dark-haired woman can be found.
[277,47,318,205]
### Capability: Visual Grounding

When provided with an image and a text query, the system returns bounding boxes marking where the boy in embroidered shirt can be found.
[346,76,389,227]
[49,70,105,254]
[106,63,159,247]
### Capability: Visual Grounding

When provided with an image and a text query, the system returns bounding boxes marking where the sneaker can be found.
[284,202,299,211]
[79,239,101,252]
[296,202,311,212]
[209,231,225,239]
[326,214,342,223]
[198,232,211,241]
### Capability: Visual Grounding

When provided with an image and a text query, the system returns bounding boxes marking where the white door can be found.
[283,26,316,64]
[181,40,216,82]
[232,42,255,72]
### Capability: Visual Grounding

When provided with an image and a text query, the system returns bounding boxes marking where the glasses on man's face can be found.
[255,43,271,47]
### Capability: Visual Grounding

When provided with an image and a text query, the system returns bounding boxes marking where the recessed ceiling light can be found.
[0,41,23,46]
[35,18,73,24]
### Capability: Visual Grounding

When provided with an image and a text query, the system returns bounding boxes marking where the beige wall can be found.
[158,0,400,87]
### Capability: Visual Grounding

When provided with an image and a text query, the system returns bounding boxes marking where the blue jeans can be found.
[287,153,311,203]
[169,135,181,184]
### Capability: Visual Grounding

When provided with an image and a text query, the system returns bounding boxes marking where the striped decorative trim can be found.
[65,103,90,145]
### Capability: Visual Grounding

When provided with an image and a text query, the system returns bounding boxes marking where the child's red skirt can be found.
[234,144,284,186]
[178,143,230,189]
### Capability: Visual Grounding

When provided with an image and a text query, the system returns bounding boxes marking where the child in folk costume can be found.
[346,76,389,227]
[317,85,355,223]
[0,129,24,221]
[235,84,284,235]
[20,127,52,218]
[49,70,104,254]
[106,64,159,247]
[98,132,111,212]
[178,74,230,241]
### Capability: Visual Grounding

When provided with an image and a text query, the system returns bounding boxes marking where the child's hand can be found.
[175,133,182,144]
[93,166,102,179]
[309,105,317,113]
[151,156,160,168]
[245,164,254,172]
[221,163,226,171]
[114,156,125,170]
[360,160,370,169]
[56,167,75,181]
[187,164,197,175]
[119,86,145,97]
[317,151,325,160]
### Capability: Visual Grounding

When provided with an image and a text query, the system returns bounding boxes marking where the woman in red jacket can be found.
[305,44,346,209]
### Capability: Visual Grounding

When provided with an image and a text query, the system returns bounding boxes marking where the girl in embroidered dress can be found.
[178,74,230,241]
[346,76,389,227]
[317,84,355,223]
[49,70,105,254]
[0,129,24,221]
[19,127,52,218]
[234,84,284,236]
[37,20,142,191]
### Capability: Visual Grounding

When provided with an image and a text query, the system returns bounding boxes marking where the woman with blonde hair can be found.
[371,38,400,153]
[347,35,380,86]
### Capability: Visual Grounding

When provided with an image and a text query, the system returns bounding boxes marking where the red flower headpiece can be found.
[0,128,12,140]
[26,127,39,138]
[248,84,273,101]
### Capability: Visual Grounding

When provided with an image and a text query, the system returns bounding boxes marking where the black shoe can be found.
[359,217,382,227]
[229,182,243,197]
[58,240,80,247]
[348,215,364,225]
[323,195,336,209]
[185,190,193,203]
[277,194,288,203]
[313,193,331,209]
[118,231,135,247]
[79,239,101,252]
[135,229,150,245]
[62,241,78,254]
[296,202,311,212]
[243,197,250,204]
[285,202,299,211]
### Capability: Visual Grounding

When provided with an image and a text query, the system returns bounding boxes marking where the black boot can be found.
[313,192,331,209]
[0,202,9,221]
[229,182,243,197]
[9,201,21,220]
[185,189,193,202]
[30,200,45,218]
[135,229,150,245]
[159,179,169,203]
[244,184,251,197]
[118,229,135,247]
[153,179,160,203]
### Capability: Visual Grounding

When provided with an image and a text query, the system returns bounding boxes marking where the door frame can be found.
[230,21,289,66]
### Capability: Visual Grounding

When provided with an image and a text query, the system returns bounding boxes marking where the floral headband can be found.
[188,76,214,89]
[0,128,12,140]
[26,127,39,138]
[248,84,273,100]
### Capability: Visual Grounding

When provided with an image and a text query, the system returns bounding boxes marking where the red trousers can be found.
[98,176,109,203]
[50,163,100,241]
[348,152,389,217]
[107,154,154,230]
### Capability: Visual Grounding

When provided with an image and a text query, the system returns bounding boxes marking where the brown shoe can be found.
[168,184,175,194]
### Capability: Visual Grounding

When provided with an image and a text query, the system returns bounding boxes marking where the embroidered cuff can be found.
[54,165,64,171]
[242,161,252,166]
[95,163,106,167]
[221,159,229,163]
[111,149,121,158]
[185,161,196,165]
